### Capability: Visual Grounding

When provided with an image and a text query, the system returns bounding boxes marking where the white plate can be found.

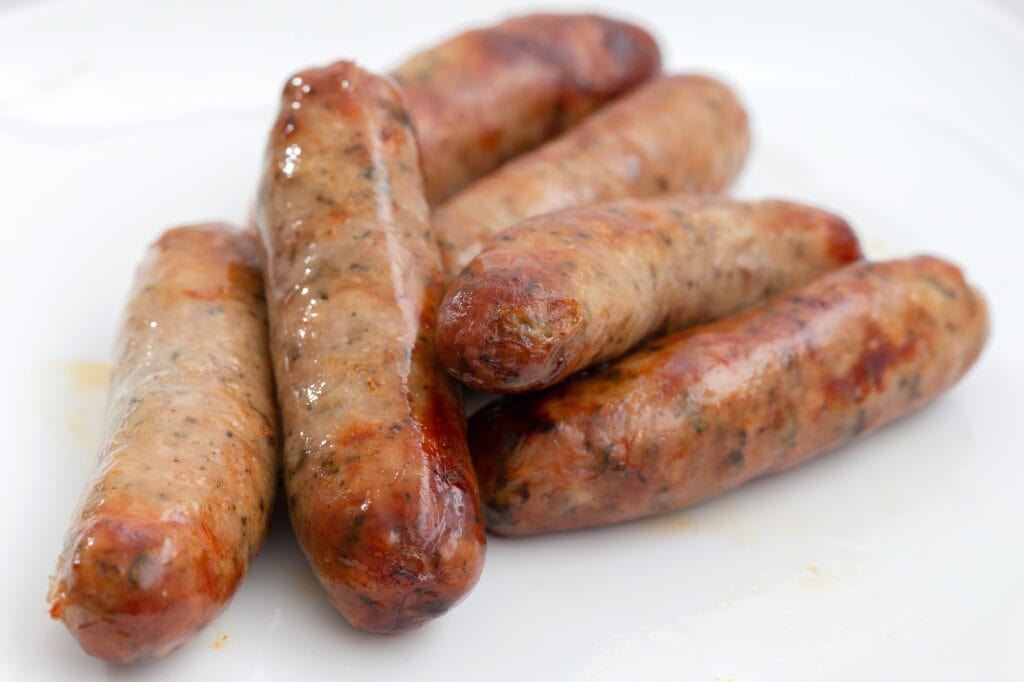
[2,0,1022,679]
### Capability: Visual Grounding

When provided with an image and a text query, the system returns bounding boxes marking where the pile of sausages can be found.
[47,13,989,663]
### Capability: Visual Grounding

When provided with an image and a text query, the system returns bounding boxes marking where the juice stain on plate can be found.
[864,235,895,258]
[33,360,111,467]
[800,564,825,590]
[64,360,110,390]
[213,634,229,650]
[0,58,90,110]
[648,514,693,535]
[645,506,755,545]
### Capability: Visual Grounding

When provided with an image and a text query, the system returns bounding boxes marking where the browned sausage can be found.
[254,62,485,632]
[392,13,661,205]
[470,256,988,535]
[47,225,278,662]
[437,196,863,392]
[433,74,750,282]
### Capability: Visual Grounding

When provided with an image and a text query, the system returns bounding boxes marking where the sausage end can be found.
[437,261,585,392]
[50,513,228,663]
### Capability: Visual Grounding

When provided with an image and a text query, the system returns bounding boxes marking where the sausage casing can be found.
[433,74,750,281]
[393,13,661,204]
[48,225,278,662]
[470,256,989,535]
[255,62,485,632]
[437,196,862,392]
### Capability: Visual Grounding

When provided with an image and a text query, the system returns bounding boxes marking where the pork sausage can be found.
[438,196,862,392]
[470,256,989,535]
[393,13,661,204]
[48,225,278,662]
[255,62,485,632]
[434,74,750,281]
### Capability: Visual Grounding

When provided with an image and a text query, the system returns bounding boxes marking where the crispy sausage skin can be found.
[255,62,485,632]
[48,225,278,662]
[392,13,661,205]
[438,197,862,392]
[470,257,989,535]
[433,74,750,282]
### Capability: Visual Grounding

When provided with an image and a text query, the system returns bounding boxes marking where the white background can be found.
[1,0,1022,679]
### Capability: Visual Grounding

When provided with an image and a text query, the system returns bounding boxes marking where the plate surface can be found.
[1,0,1022,679]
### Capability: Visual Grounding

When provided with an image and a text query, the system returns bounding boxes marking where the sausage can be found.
[392,13,661,205]
[437,196,863,392]
[47,225,278,662]
[433,74,750,282]
[470,256,989,536]
[254,62,485,632]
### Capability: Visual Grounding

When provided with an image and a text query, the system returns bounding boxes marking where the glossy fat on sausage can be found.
[48,225,278,662]
[255,62,485,633]
[437,197,863,392]
[433,74,750,282]
[393,13,661,205]
[470,256,989,536]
